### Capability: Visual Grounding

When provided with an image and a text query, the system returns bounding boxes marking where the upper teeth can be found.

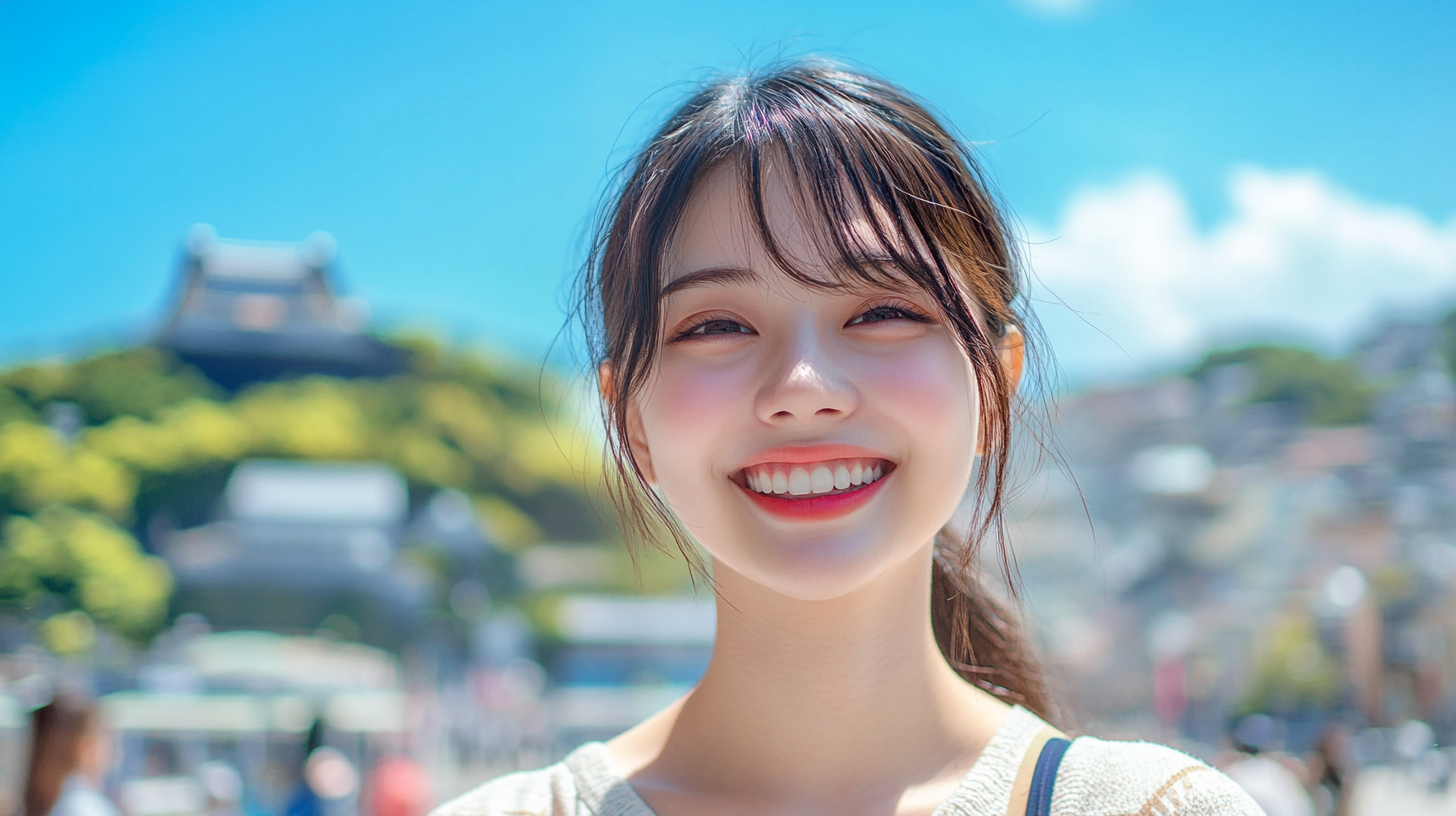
[744,460,884,495]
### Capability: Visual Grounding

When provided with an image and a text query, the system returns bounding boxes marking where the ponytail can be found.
[931,538,1057,723]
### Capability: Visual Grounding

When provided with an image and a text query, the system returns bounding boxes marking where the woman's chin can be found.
[712,534,928,602]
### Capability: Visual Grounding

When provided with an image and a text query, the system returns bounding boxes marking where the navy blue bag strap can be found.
[1025,737,1071,816]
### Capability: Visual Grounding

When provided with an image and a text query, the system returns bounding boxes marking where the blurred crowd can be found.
[18,691,429,816]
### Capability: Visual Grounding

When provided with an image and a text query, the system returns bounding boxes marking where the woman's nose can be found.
[754,335,859,424]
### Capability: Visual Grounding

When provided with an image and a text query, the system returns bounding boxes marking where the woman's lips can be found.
[739,458,886,495]
[734,459,893,521]
[736,444,885,468]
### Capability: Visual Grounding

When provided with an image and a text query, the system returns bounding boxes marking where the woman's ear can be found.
[974,325,1026,457]
[599,363,657,485]
[1000,324,1025,393]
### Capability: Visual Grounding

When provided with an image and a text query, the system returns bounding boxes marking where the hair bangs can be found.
[724,72,1006,356]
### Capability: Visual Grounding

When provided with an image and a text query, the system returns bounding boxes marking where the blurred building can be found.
[158,224,408,390]
[496,545,714,748]
[161,460,434,648]
[542,594,714,747]
[1007,314,1456,752]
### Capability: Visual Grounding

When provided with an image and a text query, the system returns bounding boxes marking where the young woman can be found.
[438,61,1262,816]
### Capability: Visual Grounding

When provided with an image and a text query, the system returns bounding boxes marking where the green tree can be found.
[0,421,135,519]
[59,340,605,543]
[0,505,172,647]
[0,334,630,651]
[1190,344,1372,426]
[0,348,217,425]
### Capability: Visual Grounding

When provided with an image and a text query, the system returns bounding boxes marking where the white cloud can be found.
[1024,166,1456,381]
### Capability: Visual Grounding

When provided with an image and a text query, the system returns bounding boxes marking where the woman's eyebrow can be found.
[831,255,924,293]
[659,266,758,300]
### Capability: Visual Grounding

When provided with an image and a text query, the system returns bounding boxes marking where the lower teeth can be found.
[755,481,870,498]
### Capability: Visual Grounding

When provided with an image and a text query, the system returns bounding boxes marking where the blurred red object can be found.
[367,756,431,816]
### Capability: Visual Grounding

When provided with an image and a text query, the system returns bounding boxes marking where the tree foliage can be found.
[0,338,607,647]
[1190,344,1372,426]
[0,348,218,426]
[0,422,136,519]
[0,507,171,647]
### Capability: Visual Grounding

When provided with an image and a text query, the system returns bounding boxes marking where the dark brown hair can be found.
[25,690,99,816]
[580,60,1055,719]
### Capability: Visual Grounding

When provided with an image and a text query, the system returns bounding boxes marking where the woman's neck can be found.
[608,540,1010,809]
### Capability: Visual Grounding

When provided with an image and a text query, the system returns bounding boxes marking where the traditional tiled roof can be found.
[158,224,407,388]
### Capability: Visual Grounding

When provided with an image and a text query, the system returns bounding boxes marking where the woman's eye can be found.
[849,305,932,326]
[681,318,752,338]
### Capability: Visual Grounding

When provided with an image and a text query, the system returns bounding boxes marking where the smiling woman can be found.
[434,61,1262,816]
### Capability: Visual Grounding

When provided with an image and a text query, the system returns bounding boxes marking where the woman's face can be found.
[627,163,983,601]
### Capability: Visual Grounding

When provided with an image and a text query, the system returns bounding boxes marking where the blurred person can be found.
[1390,718,1453,795]
[365,756,429,816]
[433,60,1262,816]
[24,690,120,816]
[1417,749,1451,795]
[1222,715,1315,816]
[285,720,327,816]
[1305,723,1352,816]
[286,720,358,816]
[199,760,244,816]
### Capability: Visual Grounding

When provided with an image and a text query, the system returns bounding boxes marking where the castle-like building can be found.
[158,224,407,389]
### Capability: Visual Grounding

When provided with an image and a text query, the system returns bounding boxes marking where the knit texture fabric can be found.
[432,707,1265,816]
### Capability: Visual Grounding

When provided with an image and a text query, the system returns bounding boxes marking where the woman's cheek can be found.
[642,355,753,470]
[867,345,980,532]
[864,344,977,443]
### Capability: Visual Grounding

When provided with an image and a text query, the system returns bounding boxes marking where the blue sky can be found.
[2,0,1453,383]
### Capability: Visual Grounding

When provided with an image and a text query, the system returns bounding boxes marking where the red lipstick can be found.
[739,471,889,521]
[737,444,885,469]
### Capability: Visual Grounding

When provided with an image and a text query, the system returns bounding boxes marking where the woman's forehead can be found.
[664,161,920,293]
[665,163,810,277]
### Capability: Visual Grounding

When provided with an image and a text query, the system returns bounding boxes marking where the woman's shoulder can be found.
[429,731,1266,816]
[429,742,649,816]
[1054,735,1265,815]
[430,761,580,816]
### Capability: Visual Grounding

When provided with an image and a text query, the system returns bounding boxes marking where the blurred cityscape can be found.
[1006,316,1456,812]
[0,227,1453,815]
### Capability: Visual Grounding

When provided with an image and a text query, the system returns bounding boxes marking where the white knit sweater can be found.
[433,707,1265,816]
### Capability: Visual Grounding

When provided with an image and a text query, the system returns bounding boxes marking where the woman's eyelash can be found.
[670,302,932,340]
[849,302,936,326]
[671,314,754,341]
